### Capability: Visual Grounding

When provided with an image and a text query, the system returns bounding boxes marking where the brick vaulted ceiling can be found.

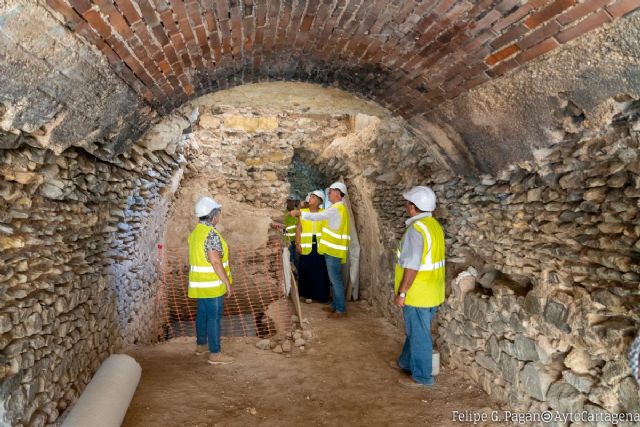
[46,0,640,117]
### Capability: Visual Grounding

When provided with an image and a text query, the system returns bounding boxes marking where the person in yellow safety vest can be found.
[390,186,445,388]
[290,182,350,318]
[188,196,235,365]
[284,194,300,267]
[295,190,331,303]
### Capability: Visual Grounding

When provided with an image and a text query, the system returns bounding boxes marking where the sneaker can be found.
[207,352,234,365]
[194,345,208,356]
[322,306,336,313]
[327,312,347,319]
[305,299,313,304]
[398,377,434,388]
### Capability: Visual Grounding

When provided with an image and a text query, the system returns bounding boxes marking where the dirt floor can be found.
[122,301,502,427]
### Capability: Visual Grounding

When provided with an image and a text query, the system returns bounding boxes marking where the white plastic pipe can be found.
[62,354,142,427]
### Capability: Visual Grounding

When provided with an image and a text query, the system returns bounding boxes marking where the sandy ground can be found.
[122,301,504,427]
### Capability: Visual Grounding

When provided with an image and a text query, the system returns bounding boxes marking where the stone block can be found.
[547,381,586,413]
[475,351,500,374]
[513,334,539,362]
[519,362,557,400]
[562,370,594,393]
[618,376,640,412]
[499,353,522,385]
[543,299,571,333]
[601,358,631,385]
[564,347,594,374]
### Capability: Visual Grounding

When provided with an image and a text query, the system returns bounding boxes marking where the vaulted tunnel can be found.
[1,1,640,425]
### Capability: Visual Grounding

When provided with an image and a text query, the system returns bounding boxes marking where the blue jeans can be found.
[397,305,438,385]
[325,255,346,313]
[195,297,224,353]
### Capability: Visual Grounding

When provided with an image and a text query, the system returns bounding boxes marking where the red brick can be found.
[108,10,133,38]
[493,4,533,32]
[486,57,520,77]
[557,0,610,25]
[113,0,140,25]
[517,36,558,61]
[434,0,457,15]
[469,10,502,35]
[301,14,315,32]
[556,10,611,43]
[46,0,84,29]
[606,0,640,17]
[464,72,490,89]
[68,0,92,14]
[517,20,560,49]
[525,0,576,28]
[490,24,528,49]
[485,43,520,65]
[83,10,112,39]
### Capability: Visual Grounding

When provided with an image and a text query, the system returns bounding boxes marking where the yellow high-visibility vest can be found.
[284,211,298,243]
[299,208,327,255]
[188,223,232,298]
[394,216,445,307]
[317,202,350,264]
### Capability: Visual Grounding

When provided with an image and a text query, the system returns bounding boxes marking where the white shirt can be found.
[300,201,344,230]
[397,212,432,270]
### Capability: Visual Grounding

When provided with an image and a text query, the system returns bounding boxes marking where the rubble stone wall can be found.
[433,102,640,418]
[0,129,187,426]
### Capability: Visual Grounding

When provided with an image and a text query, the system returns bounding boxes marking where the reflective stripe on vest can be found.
[188,223,232,298]
[299,208,326,255]
[394,216,445,307]
[284,212,298,242]
[317,202,350,264]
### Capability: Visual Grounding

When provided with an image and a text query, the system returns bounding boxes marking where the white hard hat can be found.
[403,186,436,212]
[310,190,324,201]
[329,182,347,194]
[195,196,221,217]
[287,194,300,201]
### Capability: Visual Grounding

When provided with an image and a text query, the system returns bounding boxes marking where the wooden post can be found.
[289,271,305,330]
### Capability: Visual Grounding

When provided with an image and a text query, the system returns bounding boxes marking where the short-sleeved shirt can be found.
[397,212,434,270]
[200,220,222,257]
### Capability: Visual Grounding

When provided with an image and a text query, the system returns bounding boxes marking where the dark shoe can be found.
[398,377,434,389]
[327,312,346,319]
[322,306,336,313]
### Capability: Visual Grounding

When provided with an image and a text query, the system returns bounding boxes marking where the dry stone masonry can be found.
[0,111,193,425]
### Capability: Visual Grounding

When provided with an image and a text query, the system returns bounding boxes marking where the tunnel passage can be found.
[1,0,640,425]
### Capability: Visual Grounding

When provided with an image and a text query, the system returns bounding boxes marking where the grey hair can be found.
[200,208,221,223]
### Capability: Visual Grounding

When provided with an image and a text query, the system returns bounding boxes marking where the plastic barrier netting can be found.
[153,237,293,340]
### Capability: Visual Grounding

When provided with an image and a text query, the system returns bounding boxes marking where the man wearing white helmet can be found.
[391,186,445,388]
[188,196,234,365]
[290,182,350,318]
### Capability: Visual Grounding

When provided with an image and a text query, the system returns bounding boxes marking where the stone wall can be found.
[432,101,640,418]
[0,118,189,425]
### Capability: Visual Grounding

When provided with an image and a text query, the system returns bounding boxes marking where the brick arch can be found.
[46,0,637,118]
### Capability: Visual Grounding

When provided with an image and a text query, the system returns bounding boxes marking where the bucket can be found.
[432,351,440,376]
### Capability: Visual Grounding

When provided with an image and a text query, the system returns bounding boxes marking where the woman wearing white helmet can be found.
[188,196,235,365]
[296,190,331,303]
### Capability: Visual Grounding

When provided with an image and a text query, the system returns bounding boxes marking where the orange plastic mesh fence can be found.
[153,237,293,341]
